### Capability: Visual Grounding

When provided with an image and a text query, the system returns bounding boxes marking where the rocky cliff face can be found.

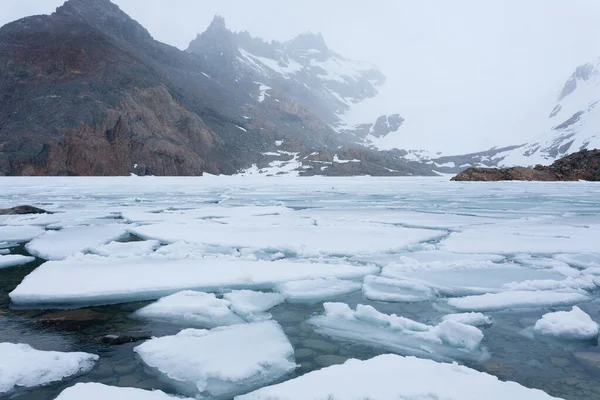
[0,1,429,176]
[451,149,600,181]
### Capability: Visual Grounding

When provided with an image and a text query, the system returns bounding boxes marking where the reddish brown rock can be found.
[451,149,600,181]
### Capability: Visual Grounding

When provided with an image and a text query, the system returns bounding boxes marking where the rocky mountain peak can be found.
[285,32,330,57]
[187,15,239,62]
[206,15,228,33]
[55,0,152,43]
[558,61,599,101]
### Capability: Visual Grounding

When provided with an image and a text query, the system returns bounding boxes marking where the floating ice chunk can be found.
[0,249,9,255]
[309,303,486,362]
[222,290,284,320]
[55,383,193,400]
[534,306,599,340]
[275,278,361,303]
[0,226,45,243]
[0,343,98,394]
[362,275,434,302]
[90,240,161,257]
[502,276,598,292]
[26,225,128,260]
[0,255,35,269]
[130,223,445,256]
[383,262,564,297]
[135,291,245,328]
[441,312,493,327]
[10,255,377,307]
[448,290,590,312]
[236,354,559,400]
[441,219,600,254]
[134,321,296,399]
[554,253,600,269]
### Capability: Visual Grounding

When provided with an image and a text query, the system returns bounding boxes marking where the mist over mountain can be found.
[0,0,598,176]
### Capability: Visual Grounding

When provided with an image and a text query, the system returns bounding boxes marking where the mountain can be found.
[0,0,431,177]
[423,58,600,174]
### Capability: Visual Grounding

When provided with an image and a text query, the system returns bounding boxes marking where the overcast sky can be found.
[3,0,600,152]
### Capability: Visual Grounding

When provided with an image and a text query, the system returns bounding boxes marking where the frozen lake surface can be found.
[1,176,600,399]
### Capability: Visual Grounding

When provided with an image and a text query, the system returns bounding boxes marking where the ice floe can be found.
[222,290,285,320]
[236,354,559,400]
[0,254,35,269]
[309,303,487,362]
[55,383,193,400]
[90,240,160,257]
[441,217,600,254]
[441,312,493,327]
[275,278,361,303]
[0,225,45,243]
[130,223,445,256]
[362,275,434,302]
[448,290,590,312]
[534,306,599,340]
[134,321,296,398]
[0,343,98,394]
[10,255,377,307]
[26,225,128,260]
[135,291,245,328]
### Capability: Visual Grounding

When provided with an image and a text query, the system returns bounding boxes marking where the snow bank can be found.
[0,343,98,394]
[135,291,245,328]
[448,290,590,312]
[0,254,35,269]
[26,225,128,260]
[236,354,559,400]
[275,278,361,303]
[10,256,377,307]
[309,303,486,362]
[134,321,296,398]
[534,306,599,340]
[55,383,192,400]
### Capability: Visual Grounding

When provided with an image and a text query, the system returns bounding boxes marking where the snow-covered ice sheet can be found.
[0,343,98,394]
[134,321,296,399]
[441,312,493,327]
[0,254,35,269]
[222,290,285,320]
[236,354,559,400]
[382,261,567,297]
[362,275,434,302]
[135,291,245,328]
[441,217,600,254]
[534,306,599,340]
[275,278,361,303]
[448,291,590,312]
[130,223,445,256]
[55,383,193,400]
[26,225,128,260]
[309,303,487,362]
[0,225,45,243]
[90,240,160,257]
[10,256,377,307]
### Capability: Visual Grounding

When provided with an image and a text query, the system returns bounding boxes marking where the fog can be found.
[3,0,600,152]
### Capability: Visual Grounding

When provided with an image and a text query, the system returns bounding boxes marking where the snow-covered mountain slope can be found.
[187,17,403,144]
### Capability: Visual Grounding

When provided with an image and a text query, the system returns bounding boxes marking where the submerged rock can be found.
[101,333,152,346]
[0,205,50,215]
[452,149,600,181]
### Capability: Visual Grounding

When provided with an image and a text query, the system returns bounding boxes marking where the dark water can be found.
[2,251,600,400]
